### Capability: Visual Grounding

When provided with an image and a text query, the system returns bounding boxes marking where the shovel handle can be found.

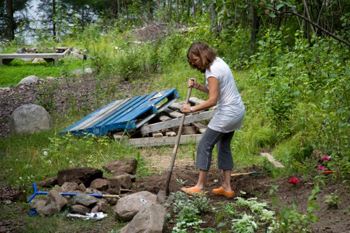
[165,87,192,196]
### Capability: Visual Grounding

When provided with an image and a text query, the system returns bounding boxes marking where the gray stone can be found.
[0,87,11,92]
[90,178,109,191]
[71,69,83,76]
[71,204,91,214]
[103,158,138,174]
[113,174,132,189]
[85,188,102,195]
[36,190,67,216]
[107,177,121,189]
[61,182,79,192]
[57,167,103,186]
[37,177,58,188]
[72,194,99,207]
[114,191,158,220]
[119,204,166,233]
[113,171,136,182]
[77,183,86,192]
[18,75,39,85]
[30,199,46,210]
[84,68,93,74]
[9,104,52,135]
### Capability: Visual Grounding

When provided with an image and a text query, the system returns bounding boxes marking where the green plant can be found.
[325,192,341,209]
[176,179,187,186]
[166,191,210,232]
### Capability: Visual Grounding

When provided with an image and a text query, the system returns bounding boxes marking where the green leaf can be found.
[276,4,284,10]
[268,13,276,18]
[217,222,226,228]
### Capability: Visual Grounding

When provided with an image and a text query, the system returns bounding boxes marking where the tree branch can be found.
[284,11,350,47]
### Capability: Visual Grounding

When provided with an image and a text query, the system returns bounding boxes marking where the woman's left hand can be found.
[181,104,191,113]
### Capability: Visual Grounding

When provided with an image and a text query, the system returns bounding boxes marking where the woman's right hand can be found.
[188,78,199,89]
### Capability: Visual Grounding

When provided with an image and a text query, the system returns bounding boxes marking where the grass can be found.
[0,56,91,87]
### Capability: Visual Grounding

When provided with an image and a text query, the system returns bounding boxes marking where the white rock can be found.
[9,104,52,135]
[18,75,39,85]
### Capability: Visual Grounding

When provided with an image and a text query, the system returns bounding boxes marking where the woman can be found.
[181,42,245,198]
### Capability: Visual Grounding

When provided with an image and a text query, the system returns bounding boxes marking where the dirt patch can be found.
[0,75,144,137]
[132,166,350,233]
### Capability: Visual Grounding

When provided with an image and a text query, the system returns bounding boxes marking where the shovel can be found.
[27,182,123,203]
[157,87,192,203]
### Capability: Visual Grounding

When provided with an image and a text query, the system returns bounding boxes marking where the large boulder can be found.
[119,204,166,233]
[114,191,158,220]
[103,158,138,174]
[9,104,52,135]
[57,167,103,187]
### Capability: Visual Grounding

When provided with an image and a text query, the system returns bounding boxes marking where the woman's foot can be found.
[181,186,206,197]
[212,187,235,198]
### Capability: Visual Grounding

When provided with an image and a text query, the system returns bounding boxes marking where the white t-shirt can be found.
[205,57,245,133]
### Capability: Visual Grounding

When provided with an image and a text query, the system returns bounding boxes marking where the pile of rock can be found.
[29,158,166,232]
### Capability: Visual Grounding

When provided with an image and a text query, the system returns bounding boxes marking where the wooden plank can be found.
[169,101,185,111]
[260,153,285,168]
[189,97,217,110]
[158,114,172,122]
[192,121,207,134]
[127,134,202,147]
[163,108,182,118]
[140,109,216,135]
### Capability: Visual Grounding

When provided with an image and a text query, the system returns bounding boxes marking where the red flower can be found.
[289,177,299,185]
[318,165,325,170]
[321,155,330,161]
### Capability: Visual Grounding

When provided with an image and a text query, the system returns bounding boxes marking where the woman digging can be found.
[181,42,245,198]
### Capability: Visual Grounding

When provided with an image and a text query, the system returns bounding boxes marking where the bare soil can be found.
[133,165,350,233]
[1,76,350,232]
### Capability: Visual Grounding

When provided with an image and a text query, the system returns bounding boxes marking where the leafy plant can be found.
[325,192,341,209]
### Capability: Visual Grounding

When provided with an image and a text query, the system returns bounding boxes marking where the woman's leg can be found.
[195,170,208,190]
[217,131,235,192]
[183,128,223,194]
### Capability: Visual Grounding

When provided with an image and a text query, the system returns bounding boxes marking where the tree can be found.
[0,0,28,40]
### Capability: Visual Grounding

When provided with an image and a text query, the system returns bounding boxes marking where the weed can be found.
[325,192,341,209]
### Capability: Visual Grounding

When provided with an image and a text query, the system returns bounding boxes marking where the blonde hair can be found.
[187,42,217,72]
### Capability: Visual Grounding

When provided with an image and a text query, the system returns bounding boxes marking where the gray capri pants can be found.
[195,127,235,170]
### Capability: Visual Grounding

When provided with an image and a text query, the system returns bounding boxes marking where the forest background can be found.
[0,0,350,232]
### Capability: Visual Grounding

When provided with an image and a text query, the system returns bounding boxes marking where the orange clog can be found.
[181,187,206,197]
[212,187,235,198]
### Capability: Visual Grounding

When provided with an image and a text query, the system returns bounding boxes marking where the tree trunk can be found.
[5,0,14,40]
[117,0,120,19]
[250,6,259,52]
[209,2,217,35]
[168,0,172,22]
[53,0,56,40]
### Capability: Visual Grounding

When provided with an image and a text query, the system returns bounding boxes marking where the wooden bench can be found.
[0,48,71,65]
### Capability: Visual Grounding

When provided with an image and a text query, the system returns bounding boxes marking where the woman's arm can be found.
[182,77,218,113]
[188,78,209,93]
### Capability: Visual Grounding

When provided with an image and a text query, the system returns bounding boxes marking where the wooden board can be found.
[140,109,216,135]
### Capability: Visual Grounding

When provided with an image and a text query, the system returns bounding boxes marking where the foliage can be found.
[325,192,341,210]
[166,191,210,232]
